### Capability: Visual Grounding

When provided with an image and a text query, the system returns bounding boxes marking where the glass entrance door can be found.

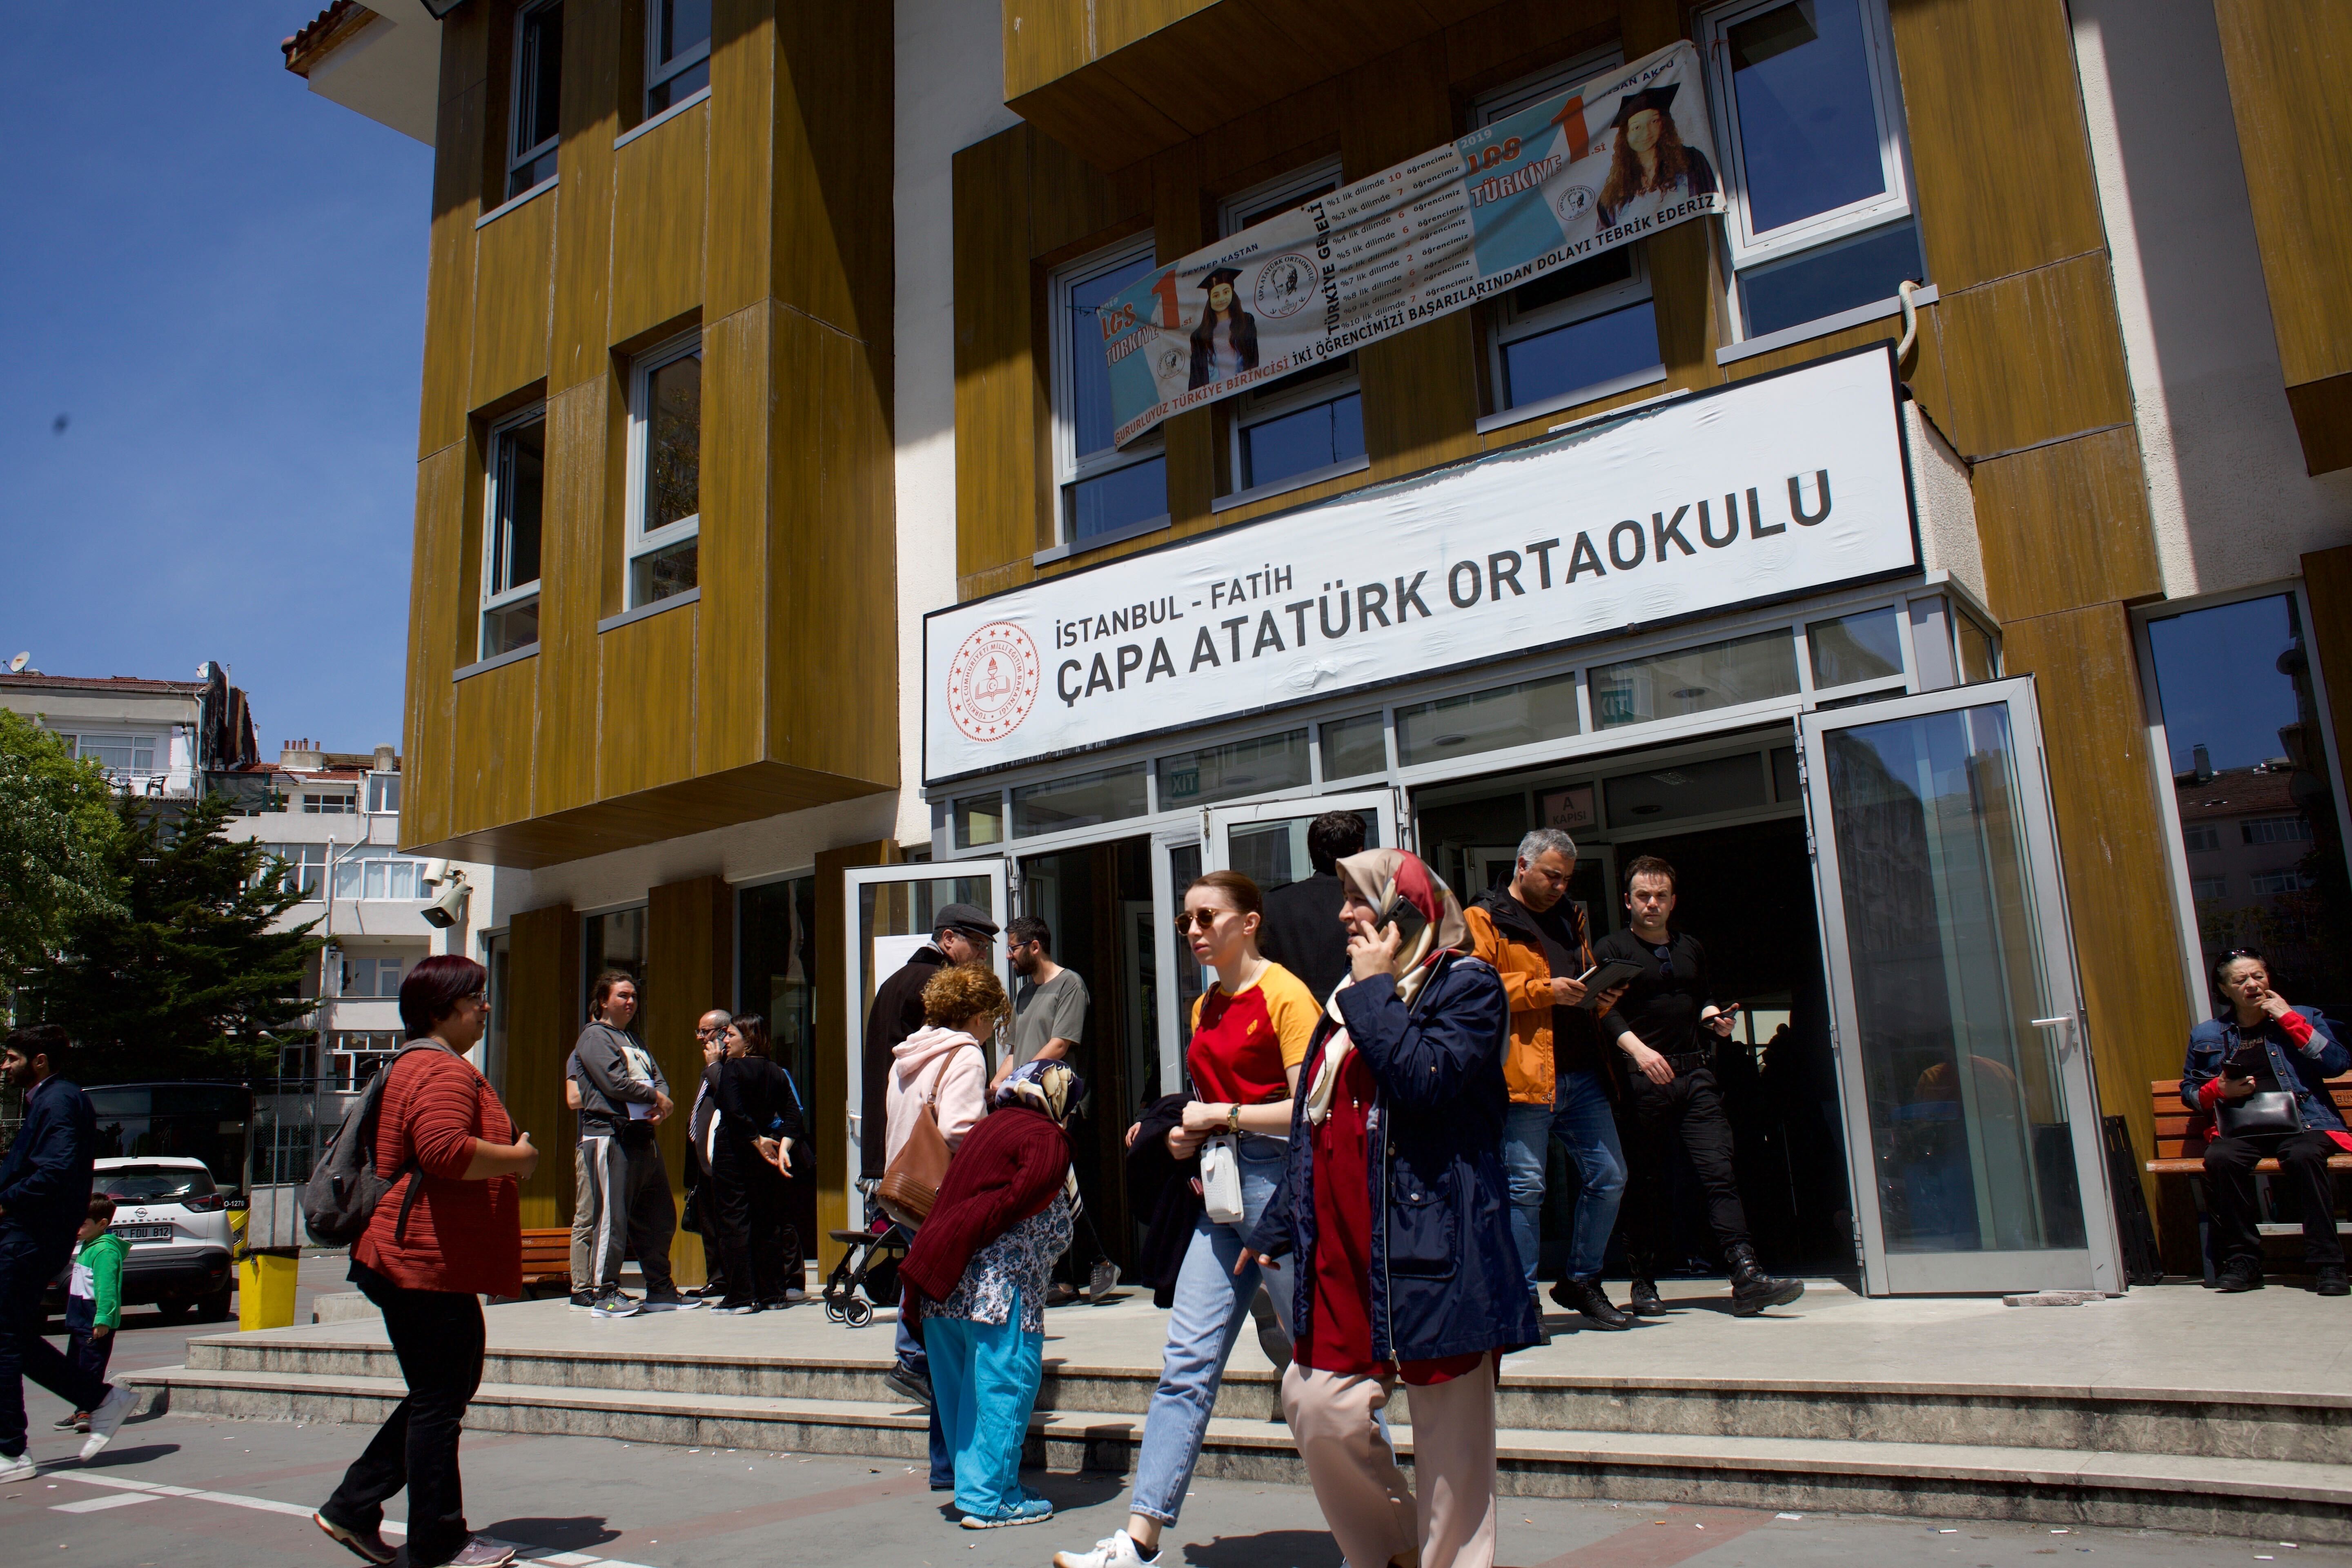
[840,860,1012,1212]
[1798,677,2121,1295]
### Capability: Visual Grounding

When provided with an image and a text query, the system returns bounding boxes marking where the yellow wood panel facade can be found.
[401,0,898,870]
[503,901,580,1229]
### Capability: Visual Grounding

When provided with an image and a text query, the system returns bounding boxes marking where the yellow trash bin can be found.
[238,1247,301,1332]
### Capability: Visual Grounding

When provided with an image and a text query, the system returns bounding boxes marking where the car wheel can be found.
[194,1287,233,1324]
[150,1298,190,1323]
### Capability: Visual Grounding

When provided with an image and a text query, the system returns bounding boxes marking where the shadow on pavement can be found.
[1186,1529,1346,1566]
[481,1515,619,1551]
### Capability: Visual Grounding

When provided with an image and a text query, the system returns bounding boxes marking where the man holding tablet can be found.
[1594,855,1804,1319]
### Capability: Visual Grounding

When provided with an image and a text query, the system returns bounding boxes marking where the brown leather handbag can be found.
[876,1053,967,1221]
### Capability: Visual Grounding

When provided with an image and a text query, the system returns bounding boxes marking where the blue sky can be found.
[0,8,432,755]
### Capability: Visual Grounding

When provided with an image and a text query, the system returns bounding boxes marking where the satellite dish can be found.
[8,653,28,673]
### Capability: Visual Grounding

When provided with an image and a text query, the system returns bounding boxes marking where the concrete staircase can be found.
[127,1323,2352,1543]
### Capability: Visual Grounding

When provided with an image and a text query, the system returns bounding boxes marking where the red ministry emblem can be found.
[947,621,1042,742]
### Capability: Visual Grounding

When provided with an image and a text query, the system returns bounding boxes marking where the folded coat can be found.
[899,1103,1070,1312]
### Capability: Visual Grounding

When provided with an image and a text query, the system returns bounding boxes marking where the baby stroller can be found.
[822,1215,911,1327]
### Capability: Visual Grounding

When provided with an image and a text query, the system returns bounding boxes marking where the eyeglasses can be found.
[1172,909,1231,934]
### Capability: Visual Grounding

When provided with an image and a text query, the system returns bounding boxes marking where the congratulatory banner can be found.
[924,348,1918,785]
[1098,40,1724,447]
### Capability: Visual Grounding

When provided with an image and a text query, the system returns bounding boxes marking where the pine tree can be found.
[32,792,322,1084]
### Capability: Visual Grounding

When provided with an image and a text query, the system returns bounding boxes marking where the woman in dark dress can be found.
[705,1014,805,1314]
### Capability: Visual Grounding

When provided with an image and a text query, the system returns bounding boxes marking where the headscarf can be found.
[995,1058,1084,1127]
[1305,849,1469,1123]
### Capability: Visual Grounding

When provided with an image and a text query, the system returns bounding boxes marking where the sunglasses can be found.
[1172,909,1233,933]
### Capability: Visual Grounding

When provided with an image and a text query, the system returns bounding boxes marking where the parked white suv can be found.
[93,1157,236,1322]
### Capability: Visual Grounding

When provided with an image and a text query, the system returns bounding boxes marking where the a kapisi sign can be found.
[923,345,1919,786]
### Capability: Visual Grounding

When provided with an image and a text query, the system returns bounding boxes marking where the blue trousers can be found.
[925,1292,1045,1519]
[1501,1070,1627,1288]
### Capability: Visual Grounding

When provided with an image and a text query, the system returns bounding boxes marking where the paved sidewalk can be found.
[4,1403,2344,1568]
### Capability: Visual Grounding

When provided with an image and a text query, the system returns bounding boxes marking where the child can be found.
[56,1196,127,1432]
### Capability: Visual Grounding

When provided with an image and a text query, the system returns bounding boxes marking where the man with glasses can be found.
[684,1010,732,1300]
[1594,856,1803,1319]
[998,916,1120,1304]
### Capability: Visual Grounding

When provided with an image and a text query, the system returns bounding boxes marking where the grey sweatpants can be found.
[573,1134,677,1294]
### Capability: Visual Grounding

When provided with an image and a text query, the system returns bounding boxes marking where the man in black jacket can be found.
[858,903,998,1182]
[1594,856,1803,1319]
[0,1027,137,1477]
[1256,811,1365,1004]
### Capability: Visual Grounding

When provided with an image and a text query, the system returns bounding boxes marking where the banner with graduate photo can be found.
[1097,40,1726,448]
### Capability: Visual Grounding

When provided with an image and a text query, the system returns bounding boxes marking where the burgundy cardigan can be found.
[899,1104,1070,1311]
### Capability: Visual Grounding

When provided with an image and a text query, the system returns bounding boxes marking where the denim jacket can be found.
[2180,1006,2350,1134]
[1248,951,1539,1364]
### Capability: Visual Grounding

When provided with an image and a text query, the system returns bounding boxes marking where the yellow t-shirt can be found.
[1187,962,1320,1102]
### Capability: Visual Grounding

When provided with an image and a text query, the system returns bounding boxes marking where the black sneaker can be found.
[1628,1277,1666,1315]
[2215,1261,2264,1293]
[883,1361,933,1408]
[2314,1264,2347,1296]
[568,1290,599,1312]
[588,1289,643,1319]
[1552,1277,1633,1330]
[1088,1259,1122,1303]
[639,1289,704,1312]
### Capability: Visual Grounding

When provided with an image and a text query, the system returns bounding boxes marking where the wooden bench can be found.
[2145,1076,2352,1282]
[520,1227,572,1298]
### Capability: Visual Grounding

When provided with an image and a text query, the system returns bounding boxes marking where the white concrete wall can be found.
[2071,0,2352,598]
[891,0,1021,849]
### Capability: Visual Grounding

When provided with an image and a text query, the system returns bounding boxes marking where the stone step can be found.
[123,1363,2352,1545]
[178,1330,2352,1465]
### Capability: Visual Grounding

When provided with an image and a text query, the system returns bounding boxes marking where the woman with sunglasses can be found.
[1053,871,1319,1568]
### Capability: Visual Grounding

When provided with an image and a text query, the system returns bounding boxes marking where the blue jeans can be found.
[927,1287,1047,1519]
[1501,1071,1626,1289]
[1129,1132,1294,1526]
[884,1214,952,1490]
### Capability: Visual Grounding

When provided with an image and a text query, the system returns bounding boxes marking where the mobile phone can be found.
[1379,894,1429,949]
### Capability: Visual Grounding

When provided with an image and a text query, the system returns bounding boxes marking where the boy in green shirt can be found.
[56,1196,125,1432]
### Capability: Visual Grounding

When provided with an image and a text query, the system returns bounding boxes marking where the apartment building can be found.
[287,0,2351,1291]
[0,661,256,798]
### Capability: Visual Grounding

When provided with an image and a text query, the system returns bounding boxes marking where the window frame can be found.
[644,0,712,116]
[480,403,548,659]
[624,327,703,609]
[1047,234,1168,550]
[1697,0,1921,340]
[506,0,564,202]
[1217,158,1366,497]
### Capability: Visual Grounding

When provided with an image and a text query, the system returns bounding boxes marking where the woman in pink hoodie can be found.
[883,964,1006,1223]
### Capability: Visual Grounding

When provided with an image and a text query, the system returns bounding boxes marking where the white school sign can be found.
[923,347,1918,786]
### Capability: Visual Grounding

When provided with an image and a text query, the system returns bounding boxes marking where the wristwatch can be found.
[1226,1103,1243,1135]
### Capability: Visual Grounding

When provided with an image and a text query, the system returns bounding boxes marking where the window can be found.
[952,792,1004,850]
[1220,162,1366,496]
[1591,628,1800,728]
[2243,816,2314,846]
[481,407,546,658]
[1808,606,1904,687]
[1319,712,1388,780]
[1474,52,1664,416]
[507,0,564,200]
[2252,869,2314,896]
[260,843,327,898]
[1700,0,1922,340]
[336,955,410,998]
[584,906,648,1014]
[628,331,701,606]
[303,793,357,815]
[1051,237,1168,547]
[2180,825,2222,853]
[1011,764,1148,837]
[1156,730,1312,808]
[366,772,401,813]
[646,0,710,116]
[57,731,157,782]
[2191,876,2227,901]
[1396,672,1580,766]
[332,851,428,902]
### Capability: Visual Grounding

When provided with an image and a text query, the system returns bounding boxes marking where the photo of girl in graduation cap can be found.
[1594,81,1719,229]
[1187,265,1259,389]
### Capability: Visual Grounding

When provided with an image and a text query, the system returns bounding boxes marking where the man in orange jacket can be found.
[1461,829,1633,1336]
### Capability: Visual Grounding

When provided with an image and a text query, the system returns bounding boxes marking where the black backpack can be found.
[301,1040,456,1247]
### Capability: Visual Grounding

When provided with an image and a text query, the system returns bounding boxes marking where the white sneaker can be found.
[1053,1530,1157,1567]
[0,1452,35,1483]
[80,1385,140,1460]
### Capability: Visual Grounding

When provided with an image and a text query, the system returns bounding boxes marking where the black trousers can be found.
[687,1161,728,1296]
[2204,1130,2347,1267]
[1619,1059,1753,1276]
[710,1140,788,1307]
[0,1223,110,1460]
[323,1265,486,1568]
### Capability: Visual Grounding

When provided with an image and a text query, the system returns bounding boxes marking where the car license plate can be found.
[113,1224,174,1243]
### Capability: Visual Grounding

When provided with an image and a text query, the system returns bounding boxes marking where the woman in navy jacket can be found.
[1244,850,1532,1568]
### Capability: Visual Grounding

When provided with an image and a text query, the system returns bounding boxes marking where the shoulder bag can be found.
[876,1049,966,1222]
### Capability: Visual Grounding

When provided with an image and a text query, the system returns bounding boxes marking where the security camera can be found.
[422,868,470,929]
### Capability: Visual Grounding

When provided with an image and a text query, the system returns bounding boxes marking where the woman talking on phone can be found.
[1244,849,1532,1568]
[1052,871,1319,1568]
[2182,949,2350,1295]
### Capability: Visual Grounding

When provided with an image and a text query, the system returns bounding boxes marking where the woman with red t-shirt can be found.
[1052,871,1319,1568]
[1244,849,1531,1568]
[313,957,537,1568]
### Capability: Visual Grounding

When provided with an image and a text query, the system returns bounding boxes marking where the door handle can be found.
[2029,1017,2070,1029]
[2030,1016,2078,1054]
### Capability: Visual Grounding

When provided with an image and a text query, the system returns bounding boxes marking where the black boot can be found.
[1527,1289,1553,1346]
[1727,1244,1804,1316]
[2315,1264,2348,1297]
[2214,1258,2263,1292]
[1550,1277,1632,1330]
[1627,1276,1666,1315]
